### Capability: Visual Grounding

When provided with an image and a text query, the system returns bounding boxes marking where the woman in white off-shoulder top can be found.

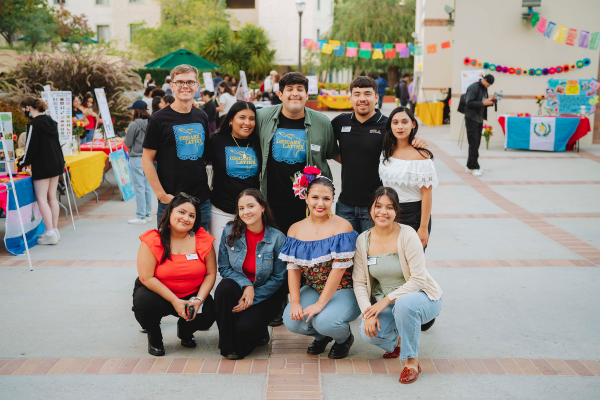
[378,107,438,250]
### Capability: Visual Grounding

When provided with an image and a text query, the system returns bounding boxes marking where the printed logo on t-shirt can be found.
[225,147,259,179]
[173,123,205,160]
[272,128,306,164]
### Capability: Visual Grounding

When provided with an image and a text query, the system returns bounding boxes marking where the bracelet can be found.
[315,303,324,311]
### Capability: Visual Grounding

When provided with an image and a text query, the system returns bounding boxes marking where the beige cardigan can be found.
[352,223,442,315]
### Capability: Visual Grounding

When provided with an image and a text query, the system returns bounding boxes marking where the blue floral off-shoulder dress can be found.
[278,231,359,294]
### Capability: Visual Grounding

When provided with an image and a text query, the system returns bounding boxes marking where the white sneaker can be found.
[37,231,58,245]
[472,169,483,176]
[128,218,147,225]
[54,229,60,241]
[144,215,151,222]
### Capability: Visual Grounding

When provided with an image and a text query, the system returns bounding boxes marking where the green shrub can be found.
[132,68,172,86]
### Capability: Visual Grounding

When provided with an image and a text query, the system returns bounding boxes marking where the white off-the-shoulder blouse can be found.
[378,155,439,202]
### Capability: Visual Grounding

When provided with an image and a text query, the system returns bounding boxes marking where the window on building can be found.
[318,0,321,10]
[53,0,66,4]
[97,25,110,42]
[317,29,320,40]
[129,24,143,42]
[96,0,109,4]
[226,0,255,9]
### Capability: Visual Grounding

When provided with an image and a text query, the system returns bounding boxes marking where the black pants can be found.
[465,118,483,170]
[399,200,432,253]
[132,278,216,347]
[214,278,286,358]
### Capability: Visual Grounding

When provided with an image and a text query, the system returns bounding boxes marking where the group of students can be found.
[130,64,442,384]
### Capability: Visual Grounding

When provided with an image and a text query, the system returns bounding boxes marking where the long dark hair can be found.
[218,101,258,144]
[151,96,162,114]
[219,81,234,96]
[226,188,278,246]
[367,186,402,223]
[382,106,433,163]
[82,92,97,113]
[157,194,202,264]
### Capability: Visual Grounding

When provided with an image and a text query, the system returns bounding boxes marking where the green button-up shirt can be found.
[256,104,339,200]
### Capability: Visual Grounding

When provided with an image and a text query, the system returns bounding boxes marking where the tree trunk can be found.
[387,66,399,91]
[353,66,362,80]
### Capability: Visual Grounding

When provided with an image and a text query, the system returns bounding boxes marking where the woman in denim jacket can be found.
[214,188,287,360]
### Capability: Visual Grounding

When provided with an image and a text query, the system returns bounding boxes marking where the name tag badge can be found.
[341,126,351,132]
[186,254,199,261]
[367,257,377,266]
[310,144,321,152]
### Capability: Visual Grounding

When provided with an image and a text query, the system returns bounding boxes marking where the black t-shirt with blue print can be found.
[143,105,211,203]
[266,113,306,211]
[206,133,261,214]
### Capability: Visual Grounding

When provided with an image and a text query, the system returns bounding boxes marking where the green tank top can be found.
[366,231,406,302]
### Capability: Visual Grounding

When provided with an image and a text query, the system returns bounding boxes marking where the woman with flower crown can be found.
[279,167,361,359]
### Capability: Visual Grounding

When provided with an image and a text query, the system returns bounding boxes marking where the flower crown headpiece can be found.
[291,166,330,200]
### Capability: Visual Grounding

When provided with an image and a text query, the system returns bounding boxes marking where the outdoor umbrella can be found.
[144,48,220,70]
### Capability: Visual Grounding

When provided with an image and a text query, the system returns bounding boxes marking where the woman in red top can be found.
[132,193,217,356]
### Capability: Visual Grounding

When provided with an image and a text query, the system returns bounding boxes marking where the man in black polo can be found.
[332,76,427,233]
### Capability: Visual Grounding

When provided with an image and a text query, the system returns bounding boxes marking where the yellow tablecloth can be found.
[64,151,108,197]
[318,95,352,110]
[415,102,444,126]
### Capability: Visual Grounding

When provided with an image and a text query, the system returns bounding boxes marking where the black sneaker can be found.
[257,331,270,347]
[328,333,354,359]
[307,336,333,355]
[269,299,287,327]
[421,318,436,332]
[148,342,165,357]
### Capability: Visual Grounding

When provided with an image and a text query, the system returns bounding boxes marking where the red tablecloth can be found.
[498,115,590,151]
[80,139,128,155]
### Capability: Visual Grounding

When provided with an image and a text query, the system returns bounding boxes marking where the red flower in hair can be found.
[303,166,321,175]
[299,175,308,186]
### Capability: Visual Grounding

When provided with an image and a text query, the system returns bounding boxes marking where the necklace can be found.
[231,134,249,158]
[310,217,327,236]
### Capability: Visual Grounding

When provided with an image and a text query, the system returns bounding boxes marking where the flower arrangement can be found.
[482,125,493,150]
[535,95,546,115]
[73,120,87,137]
[291,166,322,199]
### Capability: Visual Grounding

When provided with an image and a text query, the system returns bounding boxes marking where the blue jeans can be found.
[335,201,373,234]
[360,291,442,360]
[157,198,211,232]
[378,96,384,109]
[283,286,361,344]
[128,157,153,219]
[81,129,94,144]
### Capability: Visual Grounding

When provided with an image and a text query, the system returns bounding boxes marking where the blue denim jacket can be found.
[218,224,287,305]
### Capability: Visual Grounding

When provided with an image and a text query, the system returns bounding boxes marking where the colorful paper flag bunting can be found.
[441,41,451,49]
[359,49,371,58]
[384,49,395,59]
[321,43,334,54]
[311,41,320,51]
[536,17,547,34]
[372,49,384,59]
[589,32,600,51]
[347,42,358,48]
[360,42,371,50]
[317,39,327,49]
[531,12,539,28]
[328,40,341,47]
[384,43,394,50]
[565,28,578,46]
[396,43,406,51]
[414,46,422,56]
[373,43,383,50]
[544,21,557,39]
[302,39,312,47]
[333,46,345,56]
[426,44,437,54]
[553,25,568,43]
[399,48,410,58]
[578,31,590,48]
[346,47,358,57]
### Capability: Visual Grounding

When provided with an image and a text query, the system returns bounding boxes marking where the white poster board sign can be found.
[239,71,250,100]
[94,88,115,139]
[42,85,58,121]
[203,72,214,92]
[461,70,485,94]
[307,76,319,95]
[0,113,15,173]
[41,91,73,152]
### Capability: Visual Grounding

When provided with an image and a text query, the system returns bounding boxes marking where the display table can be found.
[498,115,589,151]
[80,138,128,155]
[0,174,33,211]
[64,151,108,197]
[415,102,444,126]
[318,95,352,110]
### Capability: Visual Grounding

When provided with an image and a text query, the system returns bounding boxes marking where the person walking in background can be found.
[464,74,494,177]
[263,71,276,97]
[143,73,152,87]
[379,107,437,250]
[142,87,154,113]
[159,95,175,110]
[216,82,236,130]
[125,100,154,225]
[151,96,162,115]
[408,78,416,110]
[142,64,212,230]
[214,189,286,360]
[81,92,101,143]
[395,74,410,107]
[201,91,218,136]
[375,73,389,109]
[223,74,231,87]
[213,71,223,91]
[162,76,171,92]
[353,187,442,384]
[19,96,65,245]
[270,74,282,105]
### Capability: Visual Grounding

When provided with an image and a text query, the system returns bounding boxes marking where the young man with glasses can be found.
[142,64,212,231]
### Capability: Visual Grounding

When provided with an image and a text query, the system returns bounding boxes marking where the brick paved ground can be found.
[1,105,599,399]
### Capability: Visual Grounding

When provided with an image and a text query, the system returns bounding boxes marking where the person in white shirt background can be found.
[216,81,236,130]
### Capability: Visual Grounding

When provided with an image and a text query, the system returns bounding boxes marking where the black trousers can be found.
[465,118,483,170]
[214,278,286,358]
[132,278,216,347]
[399,200,432,253]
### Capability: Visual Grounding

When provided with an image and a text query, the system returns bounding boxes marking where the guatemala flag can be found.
[4,178,46,255]
[505,117,580,151]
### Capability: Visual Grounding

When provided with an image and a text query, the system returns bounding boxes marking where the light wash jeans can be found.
[360,291,442,360]
[157,198,211,232]
[335,201,374,234]
[128,156,153,219]
[283,286,361,344]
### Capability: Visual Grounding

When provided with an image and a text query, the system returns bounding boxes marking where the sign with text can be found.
[203,72,214,92]
[307,76,319,95]
[239,71,250,100]
[0,113,15,173]
[547,78,596,115]
[94,89,115,139]
[109,148,135,202]
[41,91,73,151]
[461,70,485,94]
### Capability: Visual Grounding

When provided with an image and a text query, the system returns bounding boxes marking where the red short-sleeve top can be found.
[140,228,215,298]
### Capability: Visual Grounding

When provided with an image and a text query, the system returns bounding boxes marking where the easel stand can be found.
[458,117,467,149]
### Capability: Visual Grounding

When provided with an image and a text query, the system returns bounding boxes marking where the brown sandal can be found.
[383,346,400,358]
[399,364,421,384]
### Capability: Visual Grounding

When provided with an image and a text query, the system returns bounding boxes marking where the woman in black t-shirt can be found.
[206,101,262,249]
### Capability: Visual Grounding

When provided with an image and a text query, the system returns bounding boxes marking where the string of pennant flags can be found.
[530,13,600,51]
[302,38,454,59]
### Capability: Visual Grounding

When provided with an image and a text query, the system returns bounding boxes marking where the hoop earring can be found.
[328,210,333,218]
[306,206,310,218]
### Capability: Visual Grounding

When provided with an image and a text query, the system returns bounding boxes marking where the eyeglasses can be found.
[176,192,200,204]
[172,80,198,87]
